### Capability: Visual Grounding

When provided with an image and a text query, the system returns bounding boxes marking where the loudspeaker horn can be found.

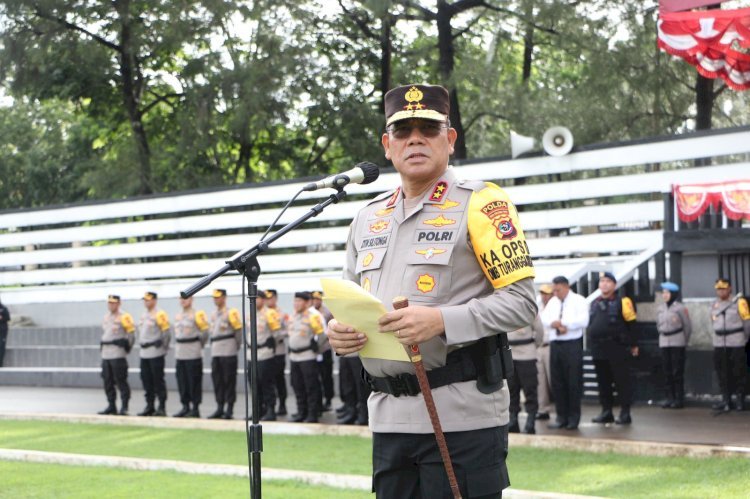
[542,126,574,157]
[510,130,536,159]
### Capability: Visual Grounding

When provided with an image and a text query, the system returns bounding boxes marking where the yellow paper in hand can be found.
[321,278,409,362]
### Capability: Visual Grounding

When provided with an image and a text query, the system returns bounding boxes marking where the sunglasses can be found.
[387,122,449,140]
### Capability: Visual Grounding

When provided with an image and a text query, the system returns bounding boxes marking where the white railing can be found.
[1,127,749,304]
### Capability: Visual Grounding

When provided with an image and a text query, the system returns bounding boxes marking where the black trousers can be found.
[273,354,288,407]
[508,359,538,416]
[714,347,747,398]
[550,339,583,426]
[0,327,7,367]
[211,355,238,407]
[339,355,370,412]
[140,355,167,406]
[101,358,130,406]
[373,426,509,499]
[317,349,335,404]
[660,347,686,403]
[593,356,633,410]
[248,358,277,414]
[290,359,320,418]
[176,358,203,407]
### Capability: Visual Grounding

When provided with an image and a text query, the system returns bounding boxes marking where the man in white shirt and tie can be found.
[541,275,590,430]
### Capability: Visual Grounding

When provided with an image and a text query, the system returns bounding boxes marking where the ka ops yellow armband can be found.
[621,297,637,322]
[156,310,170,332]
[267,309,282,332]
[467,182,535,289]
[739,298,750,321]
[310,314,324,335]
[228,308,242,330]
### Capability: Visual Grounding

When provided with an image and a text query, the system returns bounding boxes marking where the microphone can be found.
[303,162,380,192]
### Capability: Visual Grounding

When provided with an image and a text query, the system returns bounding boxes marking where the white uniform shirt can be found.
[540,291,589,342]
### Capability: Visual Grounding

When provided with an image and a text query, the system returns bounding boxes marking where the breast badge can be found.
[369,219,390,234]
[362,277,371,292]
[375,207,395,217]
[415,248,446,260]
[423,215,456,227]
[363,252,374,267]
[435,199,460,210]
[416,274,436,293]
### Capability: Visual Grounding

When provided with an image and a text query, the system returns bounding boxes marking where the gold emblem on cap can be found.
[404,86,425,111]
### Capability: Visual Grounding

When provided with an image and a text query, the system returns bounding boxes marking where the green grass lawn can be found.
[1,419,749,498]
[0,460,371,499]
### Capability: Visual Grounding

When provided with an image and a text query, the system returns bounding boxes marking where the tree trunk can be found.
[521,2,534,85]
[115,0,152,195]
[695,73,714,130]
[436,2,466,159]
[379,15,393,114]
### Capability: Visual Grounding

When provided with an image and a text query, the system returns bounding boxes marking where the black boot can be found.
[276,402,287,416]
[138,403,155,417]
[592,408,614,424]
[98,403,117,415]
[260,407,276,421]
[615,407,632,425]
[355,403,368,426]
[523,413,536,435]
[153,401,166,417]
[118,401,129,416]
[207,405,224,419]
[336,405,357,424]
[508,413,520,433]
[290,412,306,423]
[222,405,233,419]
[712,396,733,412]
[187,405,200,418]
[735,393,746,412]
[173,405,190,418]
[660,399,674,409]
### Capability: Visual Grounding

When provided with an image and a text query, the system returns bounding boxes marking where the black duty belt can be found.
[289,345,314,354]
[715,327,744,336]
[210,333,236,343]
[100,340,126,347]
[176,336,201,344]
[508,338,535,346]
[140,339,163,349]
[362,346,480,397]
[660,328,684,337]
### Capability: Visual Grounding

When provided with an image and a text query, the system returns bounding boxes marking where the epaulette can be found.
[364,188,398,207]
[455,178,488,192]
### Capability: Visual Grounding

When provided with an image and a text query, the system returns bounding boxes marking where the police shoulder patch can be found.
[468,183,534,289]
[195,310,209,331]
[228,308,242,330]
[310,313,324,335]
[738,298,750,321]
[156,310,170,332]
[267,308,282,331]
[120,312,135,334]
[621,297,637,322]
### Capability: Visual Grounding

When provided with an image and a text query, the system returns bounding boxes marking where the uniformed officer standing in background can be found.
[536,283,554,421]
[710,278,750,412]
[173,295,209,418]
[208,288,242,419]
[312,290,335,412]
[0,296,10,367]
[327,84,537,498]
[288,291,325,423]
[507,315,544,434]
[588,272,638,425]
[252,290,282,421]
[656,281,691,409]
[137,291,171,417]
[266,289,290,416]
[98,295,135,415]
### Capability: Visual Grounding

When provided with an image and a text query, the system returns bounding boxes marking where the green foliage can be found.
[0,0,748,209]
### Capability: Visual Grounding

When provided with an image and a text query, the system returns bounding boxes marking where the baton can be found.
[392,296,461,499]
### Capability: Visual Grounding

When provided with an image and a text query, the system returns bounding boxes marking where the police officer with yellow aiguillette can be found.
[327,83,537,497]
[208,288,243,419]
[98,295,135,415]
[312,290,335,412]
[265,289,290,416]
[711,278,750,412]
[589,272,638,425]
[137,291,171,416]
[252,290,282,421]
[656,281,691,409]
[173,295,209,418]
[288,291,325,423]
[507,316,544,434]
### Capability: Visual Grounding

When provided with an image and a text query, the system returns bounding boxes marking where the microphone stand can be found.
[181,187,348,499]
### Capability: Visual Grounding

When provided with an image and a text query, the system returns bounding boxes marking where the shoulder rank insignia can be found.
[430,181,448,201]
[423,215,456,227]
[415,248,446,260]
[386,187,401,207]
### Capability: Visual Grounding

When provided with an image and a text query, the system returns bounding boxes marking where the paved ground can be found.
[1,385,749,450]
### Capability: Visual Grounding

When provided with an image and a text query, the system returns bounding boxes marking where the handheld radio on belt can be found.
[392,296,462,499]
